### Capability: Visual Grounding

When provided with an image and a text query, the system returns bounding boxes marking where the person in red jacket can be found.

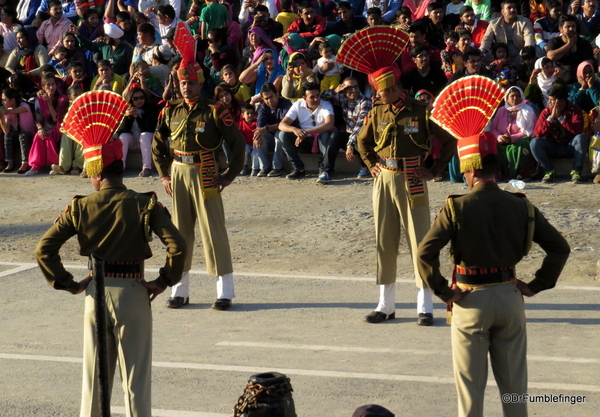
[455,5,489,49]
[286,1,327,43]
[530,83,587,184]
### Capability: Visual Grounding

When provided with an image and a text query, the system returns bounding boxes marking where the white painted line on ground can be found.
[1,352,599,393]
[216,342,600,364]
[2,261,599,289]
[0,263,38,277]
[112,406,228,417]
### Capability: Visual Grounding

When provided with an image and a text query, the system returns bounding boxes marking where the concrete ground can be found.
[0,262,598,417]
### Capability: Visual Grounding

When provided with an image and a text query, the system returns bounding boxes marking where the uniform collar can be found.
[100,182,127,191]
[472,181,499,191]
[384,96,414,113]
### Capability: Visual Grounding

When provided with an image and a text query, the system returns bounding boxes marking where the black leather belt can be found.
[88,260,144,279]
[173,153,201,164]
[456,269,515,285]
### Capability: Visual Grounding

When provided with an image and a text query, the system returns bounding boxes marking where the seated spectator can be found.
[60,32,86,71]
[203,27,237,93]
[0,87,35,173]
[279,33,308,70]
[0,6,22,54]
[533,0,562,51]
[487,42,517,86]
[275,0,298,33]
[6,28,49,78]
[515,45,537,90]
[75,23,134,76]
[117,87,160,177]
[365,7,383,26]
[25,74,68,175]
[38,64,67,94]
[568,61,600,113]
[286,1,327,43]
[278,81,341,183]
[255,83,291,177]
[186,0,207,35]
[37,0,77,21]
[281,52,318,101]
[415,2,454,50]
[401,44,447,97]
[315,41,344,92]
[200,0,230,39]
[363,0,401,23]
[247,27,279,67]
[239,0,277,29]
[546,14,595,84]
[454,5,489,48]
[480,0,535,65]
[331,1,367,37]
[250,4,283,43]
[239,49,285,96]
[530,83,587,183]
[114,11,137,46]
[48,45,69,77]
[525,57,560,110]
[65,61,92,91]
[77,8,104,41]
[574,0,600,41]
[399,23,442,74]
[220,64,252,102]
[464,0,491,21]
[7,73,38,107]
[321,76,373,178]
[50,84,85,176]
[447,0,466,18]
[15,0,42,27]
[91,60,125,93]
[133,22,162,66]
[491,86,537,179]
[391,5,412,31]
[36,0,72,56]
[215,83,245,165]
[440,31,464,79]
[126,59,165,98]
[449,47,495,81]
[237,104,259,175]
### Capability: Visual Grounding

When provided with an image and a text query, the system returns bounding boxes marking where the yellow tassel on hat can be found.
[459,154,482,173]
[86,158,103,177]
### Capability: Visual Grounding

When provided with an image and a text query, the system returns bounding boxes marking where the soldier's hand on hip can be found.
[370,165,381,178]
[514,279,536,297]
[445,283,472,305]
[161,176,173,197]
[415,166,434,181]
[137,279,165,302]
[71,275,93,295]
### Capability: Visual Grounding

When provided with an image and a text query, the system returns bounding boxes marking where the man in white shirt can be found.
[278,82,342,184]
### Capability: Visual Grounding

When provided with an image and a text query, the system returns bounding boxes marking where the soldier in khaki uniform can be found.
[417,133,570,417]
[36,134,187,417]
[152,56,246,310]
[356,62,456,325]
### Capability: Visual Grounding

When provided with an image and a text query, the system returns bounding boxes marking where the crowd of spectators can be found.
[1,0,600,183]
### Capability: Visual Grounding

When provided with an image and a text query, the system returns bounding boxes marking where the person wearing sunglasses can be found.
[117,87,160,177]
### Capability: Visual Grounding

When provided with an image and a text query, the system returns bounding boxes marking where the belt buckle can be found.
[181,155,195,164]
[388,159,399,169]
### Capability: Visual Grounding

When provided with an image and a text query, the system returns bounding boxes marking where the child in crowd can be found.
[366,7,383,26]
[275,0,297,33]
[488,42,516,88]
[464,0,491,21]
[316,42,344,92]
[237,104,258,176]
[50,84,85,176]
[392,6,412,31]
[78,9,104,41]
[220,64,252,102]
[48,46,70,77]
[440,31,463,79]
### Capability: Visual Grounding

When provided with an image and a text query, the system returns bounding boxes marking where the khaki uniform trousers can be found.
[81,278,152,417]
[171,163,233,276]
[452,282,528,417]
[373,168,431,286]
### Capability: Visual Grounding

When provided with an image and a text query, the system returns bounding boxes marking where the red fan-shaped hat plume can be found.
[337,26,409,90]
[61,91,128,176]
[174,21,204,83]
[431,75,504,172]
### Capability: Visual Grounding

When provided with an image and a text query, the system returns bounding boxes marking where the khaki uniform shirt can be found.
[152,97,246,182]
[356,96,456,177]
[417,182,570,301]
[36,183,187,292]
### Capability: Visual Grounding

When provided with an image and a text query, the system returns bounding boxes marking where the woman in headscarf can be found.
[239,26,278,72]
[61,32,86,69]
[491,86,537,179]
[525,57,559,112]
[279,33,307,71]
[5,27,49,79]
[568,61,600,113]
[280,52,318,101]
[239,48,285,96]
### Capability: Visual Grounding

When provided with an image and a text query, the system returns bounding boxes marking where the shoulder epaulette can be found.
[445,194,464,223]
[70,195,85,228]
[140,191,157,242]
